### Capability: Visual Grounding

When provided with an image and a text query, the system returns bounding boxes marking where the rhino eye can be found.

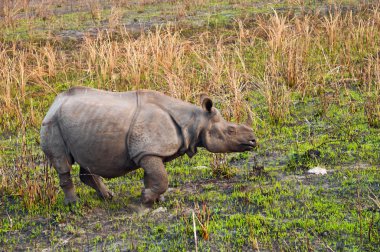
[227,126,236,135]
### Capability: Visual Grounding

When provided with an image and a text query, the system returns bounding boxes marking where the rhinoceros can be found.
[40,87,257,205]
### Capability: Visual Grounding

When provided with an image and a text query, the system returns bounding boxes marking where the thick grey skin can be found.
[40,87,257,206]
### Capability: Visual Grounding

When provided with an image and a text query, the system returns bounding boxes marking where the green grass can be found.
[1,0,380,251]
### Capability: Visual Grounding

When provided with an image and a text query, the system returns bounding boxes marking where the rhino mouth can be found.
[240,140,257,150]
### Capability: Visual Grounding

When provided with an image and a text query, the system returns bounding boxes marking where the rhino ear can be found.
[200,94,213,113]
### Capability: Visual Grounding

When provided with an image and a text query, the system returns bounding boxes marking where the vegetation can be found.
[0,0,379,250]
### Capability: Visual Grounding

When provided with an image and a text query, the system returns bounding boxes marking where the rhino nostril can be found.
[248,139,257,146]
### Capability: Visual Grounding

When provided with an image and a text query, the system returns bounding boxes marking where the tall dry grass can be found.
[1,4,380,120]
[1,4,380,127]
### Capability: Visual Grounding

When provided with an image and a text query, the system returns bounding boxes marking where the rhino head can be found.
[199,95,257,153]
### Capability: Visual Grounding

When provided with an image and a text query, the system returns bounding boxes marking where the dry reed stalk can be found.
[258,74,291,124]
[1,0,24,28]
[147,26,183,72]
[162,55,195,101]
[193,201,210,240]
[363,54,380,128]
[192,35,227,94]
[226,66,246,122]
[81,32,119,88]
[263,10,288,53]
[362,55,380,94]
[79,26,191,92]
[322,11,341,51]
[192,210,198,252]
[42,43,58,78]
[174,0,206,18]
[255,11,293,122]
[17,50,26,101]
[110,0,131,8]
[34,0,53,21]
[235,19,251,50]
[0,48,11,109]
[108,6,123,30]
[87,0,102,25]
[364,94,380,128]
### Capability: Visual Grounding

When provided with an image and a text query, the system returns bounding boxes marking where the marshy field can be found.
[1,0,380,251]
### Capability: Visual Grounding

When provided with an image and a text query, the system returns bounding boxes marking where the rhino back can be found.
[57,89,138,177]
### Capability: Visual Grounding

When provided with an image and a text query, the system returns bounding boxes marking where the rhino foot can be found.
[64,194,79,205]
[79,167,114,201]
[62,181,79,205]
[141,188,160,207]
[98,190,114,200]
[141,189,167,207]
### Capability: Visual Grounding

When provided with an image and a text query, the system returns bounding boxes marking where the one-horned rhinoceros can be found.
[40,87,257,205]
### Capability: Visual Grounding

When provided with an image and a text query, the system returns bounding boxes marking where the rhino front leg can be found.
[140,156,168,206]
[79,166,114,200]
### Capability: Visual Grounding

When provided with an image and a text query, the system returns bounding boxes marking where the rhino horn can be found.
[200,93,213,112]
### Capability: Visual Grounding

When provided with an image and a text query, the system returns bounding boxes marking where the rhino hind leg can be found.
[140,156,168,207]
[79,167,114,200]
[58,170,78,205]
[41,125,78,205]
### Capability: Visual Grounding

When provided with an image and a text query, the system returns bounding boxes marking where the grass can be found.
[1,0,380,251]
[2,156,379,250]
